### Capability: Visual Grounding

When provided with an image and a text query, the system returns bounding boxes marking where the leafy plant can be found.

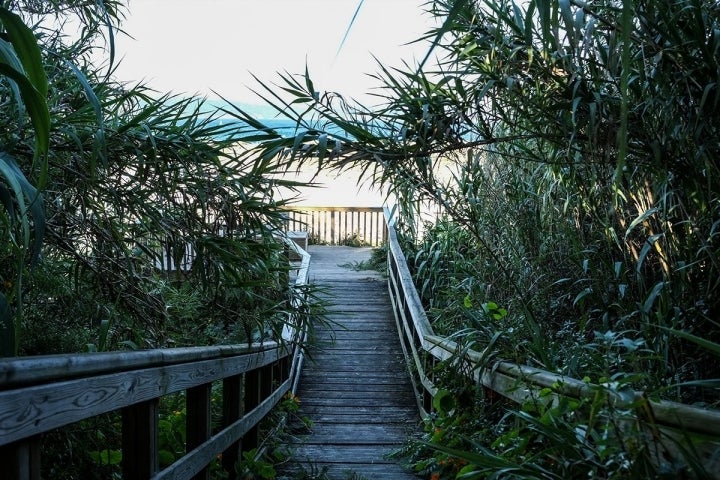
[0,6,49,356]
[235,0,720,476]
[339,244,387,273]
[236,448,277,479]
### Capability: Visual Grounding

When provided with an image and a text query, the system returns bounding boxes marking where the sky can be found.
[114,0,436,107]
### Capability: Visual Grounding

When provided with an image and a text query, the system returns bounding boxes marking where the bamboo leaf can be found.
[625,207,658,238]
[0,7,47,96]
[559,0,576,49]
[2,154,44,265]
[0,63,50,154]
[659,326,720,357]
[0,157,30,264]
[636,233,663,274]
[641,281,666,314]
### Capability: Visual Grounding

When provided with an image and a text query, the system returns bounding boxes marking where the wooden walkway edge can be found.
[281,246,420,479]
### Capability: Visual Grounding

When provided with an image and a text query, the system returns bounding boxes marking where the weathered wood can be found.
[0,342,277,389]
[152,379,291,480]
[300,411,418,423]
[284,462,415,480]
[242,369,261,451]
[0,437,40,480]
[222,375,242,479]
[280,246,420,479]
[0,347,285,446]
[287,445,414,480]
[122,399,159,479]
[282,207,387,246]
[187,384,211,480]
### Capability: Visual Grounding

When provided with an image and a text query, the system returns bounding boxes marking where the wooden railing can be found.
[383,207,720,477]
[0,237,311,480]
[282,206,386,246]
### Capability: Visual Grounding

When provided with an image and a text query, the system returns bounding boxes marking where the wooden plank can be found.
[308,345,402,353]
[299,393,416,405]
[290,444,407,463]
[300,383,414,393]
[242,369,261,451]
[298,423,417,443]
[283,462,417,480]
[0,437,40,480]
[300,411,418,423]
[298,371,414,382]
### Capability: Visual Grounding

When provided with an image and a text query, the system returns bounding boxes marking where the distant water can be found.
[200,100,364,141]
[206,117,297,136]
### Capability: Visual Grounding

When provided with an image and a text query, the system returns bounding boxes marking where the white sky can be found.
[114,0,435,105]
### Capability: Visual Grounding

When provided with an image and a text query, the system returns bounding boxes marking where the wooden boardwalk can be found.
[282,246,420,479]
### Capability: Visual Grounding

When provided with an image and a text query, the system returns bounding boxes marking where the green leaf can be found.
[625,207,658,238]
[66,59,105,131]
[636,233,663,274]
[559,0,576,49]
[463,295,473,308]
[659,327,720,357]
[573,287,592,307]
[0,7,47,97]
[89,449,122,465]
[641,281,666,314]
[432,389,456,416]
[0,63,50,155]
[0,152,30,248]
[0,152,45,265]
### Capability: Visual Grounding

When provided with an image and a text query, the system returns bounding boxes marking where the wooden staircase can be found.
[281,246,420,479]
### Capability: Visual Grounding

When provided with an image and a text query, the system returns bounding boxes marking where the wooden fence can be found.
[282,206,386,247]
[383,207,720,477]
[0,237,311,480]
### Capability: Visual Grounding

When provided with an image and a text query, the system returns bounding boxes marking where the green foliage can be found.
[339,244,387,273]
[236,448,277,480]
[241,0,720,395]
[0,1,328,478]
[400,372,714,480]
[238,0,720,476]
[41,412,124,480]
[0,1,317,356]
[0,5,50,356]
[337,232,367,247]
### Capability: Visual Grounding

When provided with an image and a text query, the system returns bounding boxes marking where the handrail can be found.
[0,234,311,480]
[383,207,720,476]
[281,206,386,246]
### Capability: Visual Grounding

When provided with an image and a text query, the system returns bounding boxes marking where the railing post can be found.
[0,437,41,480]
[222,374,243,479]
[260,363,274,399]
[330,210,336,244]
[187,384,212,480]
[242,368,261,451]
[273,357,288,387]
[122,399,159,479]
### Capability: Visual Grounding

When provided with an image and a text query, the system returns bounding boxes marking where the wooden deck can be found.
[282,246,420,479]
